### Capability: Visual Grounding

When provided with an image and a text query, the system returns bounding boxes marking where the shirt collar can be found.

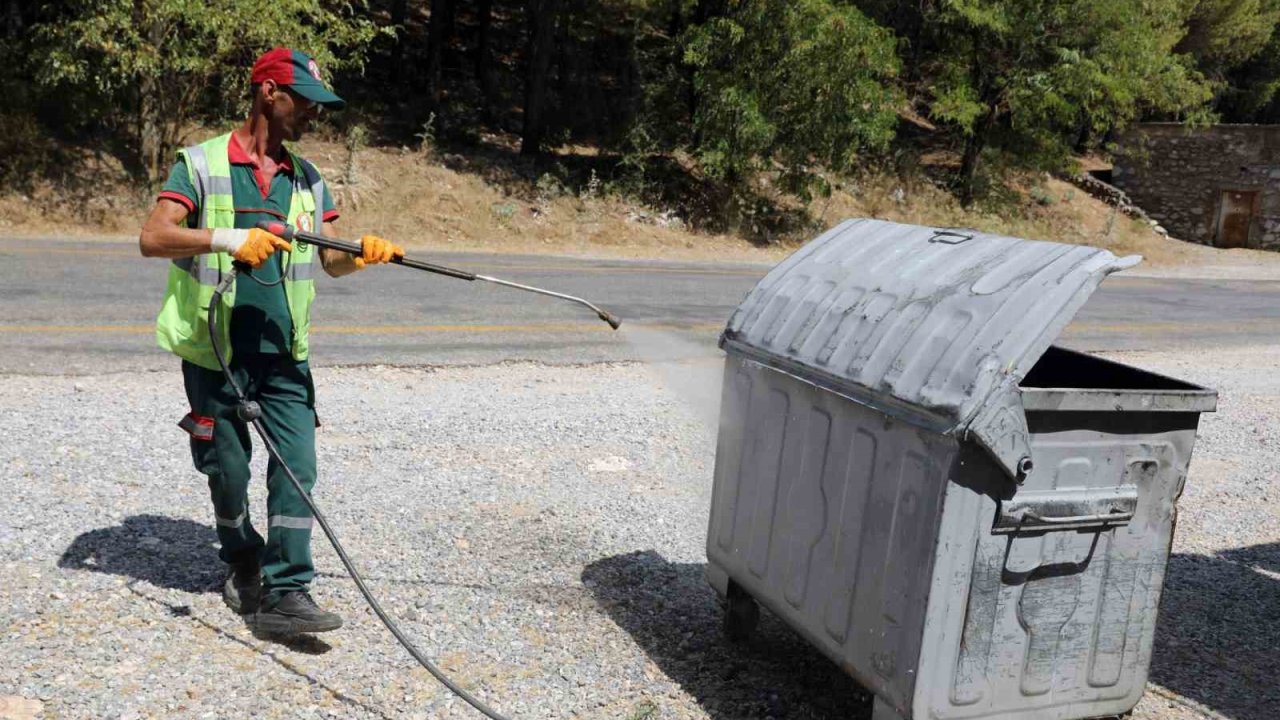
[228,134,294,173]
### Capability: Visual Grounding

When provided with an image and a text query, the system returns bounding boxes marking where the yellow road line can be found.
[1061,319,1280,334]
[0,322,725,335]
[0,246,138,256]
[0,243,765,275]
[0,325,153,334]
[473,264,765,277]
[0,319,1272,336]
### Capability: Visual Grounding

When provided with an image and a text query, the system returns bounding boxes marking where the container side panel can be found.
[706,356,954,713]
[847,427,946,688]
[951,532,1003,706]
[882,450,943,683]
[1087,530,1134,689]
[822,425,879,643]
[1016,530,1090,696]
[781,406,834,608]
[744,388,791,578]
[713,365,755,553]
[916,418,1199,720]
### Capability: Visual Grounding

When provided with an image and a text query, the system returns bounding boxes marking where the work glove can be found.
[354,234,405,269]
[210,227,292,268]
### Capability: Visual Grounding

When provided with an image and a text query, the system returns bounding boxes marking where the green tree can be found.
[1177,0,1280,78]
[1217,29,1280,120]
[683,0,901,198]
[32,0,378,184]
[1175,0,1280,121]
[919,0,1214,205]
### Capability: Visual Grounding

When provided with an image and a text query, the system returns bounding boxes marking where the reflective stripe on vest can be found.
[171,255,222,285]
[155,132,324,370]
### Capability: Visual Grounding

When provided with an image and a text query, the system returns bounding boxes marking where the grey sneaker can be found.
[254,591,343,635]
[222,557,262,615]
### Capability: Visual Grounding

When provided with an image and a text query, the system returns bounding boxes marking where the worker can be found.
[138,47,403,635]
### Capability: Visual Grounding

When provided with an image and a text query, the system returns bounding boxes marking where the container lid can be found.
[721,218,1141,480]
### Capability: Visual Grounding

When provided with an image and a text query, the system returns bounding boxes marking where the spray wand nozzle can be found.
[257,221,622,330]
[598,311,623,330]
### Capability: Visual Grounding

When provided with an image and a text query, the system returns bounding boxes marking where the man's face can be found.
[266,82,320,142]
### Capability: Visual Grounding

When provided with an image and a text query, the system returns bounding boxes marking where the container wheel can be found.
[723,581,759,642]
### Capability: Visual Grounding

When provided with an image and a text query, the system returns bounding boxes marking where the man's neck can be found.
[233,114,284,165]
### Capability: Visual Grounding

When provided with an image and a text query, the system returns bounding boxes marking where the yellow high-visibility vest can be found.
[155,132,325,370]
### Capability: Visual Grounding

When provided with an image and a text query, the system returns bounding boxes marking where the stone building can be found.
[1111,123,1280,250]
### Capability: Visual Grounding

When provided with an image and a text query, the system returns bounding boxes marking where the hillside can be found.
[3,131,1278,277]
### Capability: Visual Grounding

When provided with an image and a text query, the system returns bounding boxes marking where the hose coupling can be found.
[237,401,262,422]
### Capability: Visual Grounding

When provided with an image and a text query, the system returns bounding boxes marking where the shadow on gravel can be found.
[58,514,222,593]
[1149,544,1280,720]
[57,517,384,711]
[59,514,341,656]
[582,550,871,719]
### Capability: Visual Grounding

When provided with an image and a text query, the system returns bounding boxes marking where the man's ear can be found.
[261,79,278,104]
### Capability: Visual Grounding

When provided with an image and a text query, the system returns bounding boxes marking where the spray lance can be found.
[258,221,622,329]
[204,224,623,720]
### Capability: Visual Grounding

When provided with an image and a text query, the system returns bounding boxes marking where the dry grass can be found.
[2,130,1276,275]
[306,140,778,262]
[816,173,1182,265]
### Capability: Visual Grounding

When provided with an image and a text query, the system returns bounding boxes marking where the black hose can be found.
[207,265,513,720]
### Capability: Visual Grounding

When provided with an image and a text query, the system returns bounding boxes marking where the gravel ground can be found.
[0,347,1275,720]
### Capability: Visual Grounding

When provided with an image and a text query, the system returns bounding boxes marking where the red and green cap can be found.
[251,47,345,110]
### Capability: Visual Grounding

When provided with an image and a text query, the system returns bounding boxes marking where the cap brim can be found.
[289,80,345,110]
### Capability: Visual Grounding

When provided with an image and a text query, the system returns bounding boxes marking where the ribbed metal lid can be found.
[722,218,1140,479]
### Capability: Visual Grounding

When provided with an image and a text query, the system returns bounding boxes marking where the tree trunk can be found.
[391,0,409,28]
[688,0,725,146]
[440,0,456,49]
[957,133,982,208]
[1072,114,1092,154]
[958,104,997,207]
[906,0,930,84]
[521,0,560,156]
[475,0,495,118]
[425,0,455,107]
[693,0,723,23]
[3,0,22,39]
[390,0,409,83]
[670,1,696,136]
[133,1,165,184]
[139,85,161,184]
[622,21,642,130]
[553,1,573,134]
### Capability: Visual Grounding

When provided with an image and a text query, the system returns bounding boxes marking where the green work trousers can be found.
[181,356,318,605]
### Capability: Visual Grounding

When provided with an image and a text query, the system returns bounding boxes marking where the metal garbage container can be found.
[704,219,1217,720]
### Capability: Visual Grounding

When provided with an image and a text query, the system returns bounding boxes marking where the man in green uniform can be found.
[139,47,403,635]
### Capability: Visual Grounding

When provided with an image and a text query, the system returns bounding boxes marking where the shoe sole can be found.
[253,613,343,635]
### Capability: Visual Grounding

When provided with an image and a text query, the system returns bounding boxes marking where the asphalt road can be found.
[2,237,1279,375]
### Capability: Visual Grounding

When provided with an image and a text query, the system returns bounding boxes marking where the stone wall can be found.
[1111,123,1280,250]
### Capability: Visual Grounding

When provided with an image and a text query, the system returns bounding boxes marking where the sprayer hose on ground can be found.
[207,239,621,720]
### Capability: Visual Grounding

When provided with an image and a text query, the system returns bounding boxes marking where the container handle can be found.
[929,228,974,245]
[1017,508,1134,526]
[993,486,1139,534]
